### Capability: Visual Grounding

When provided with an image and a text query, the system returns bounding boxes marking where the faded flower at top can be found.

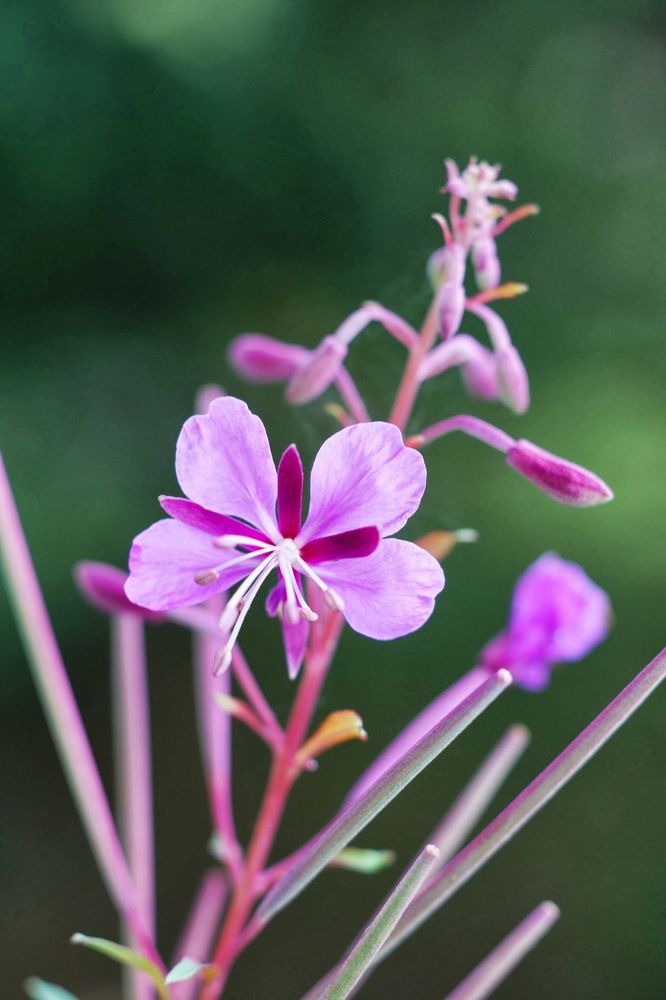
[479,553,611,691]
[125,397,444,677]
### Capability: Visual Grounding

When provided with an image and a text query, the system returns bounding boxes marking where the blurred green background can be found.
[2,0,665,997]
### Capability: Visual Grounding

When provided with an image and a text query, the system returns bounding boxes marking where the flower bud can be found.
[496,345,530,414]
[228,334,310,383]
[438,281,466,340]
[506,440,613,507]
[472,235,501,290]
[75,562,163,620]
[460,342,499,401]
[285,335,347,404]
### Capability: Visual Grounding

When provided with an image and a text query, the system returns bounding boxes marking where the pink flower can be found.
[124,397,444,677]
[444,158,518,203]
[480,553,611,690]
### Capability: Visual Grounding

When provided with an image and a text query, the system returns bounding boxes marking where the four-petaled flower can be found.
[125,397,444,677]
[479,552,611,691]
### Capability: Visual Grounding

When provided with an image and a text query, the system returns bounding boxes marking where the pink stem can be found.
[0,455,162,970]
[194,605,243,882]
[335,367,370,423]
[412,415,514,453]
[171,870,227,1000]
[231,646,283,745]
[112,614,156,1000]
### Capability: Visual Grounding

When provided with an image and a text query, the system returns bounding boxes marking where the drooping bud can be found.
[74,562,163,620]
[295,710,367,767]
[496,345,530,414]
[286,335,347,404]
[415,529,478,562]
[506,440,613,507]
[460,342,499,401]
[438,281,466,340]
[228,334,310,383]
[472,235,501,290]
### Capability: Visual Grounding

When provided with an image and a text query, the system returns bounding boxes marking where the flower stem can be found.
[0,455,162,970]
[201,611,344,998]
[388,290,441,431]
[112,614,156,1000]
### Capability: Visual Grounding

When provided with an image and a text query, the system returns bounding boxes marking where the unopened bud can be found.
[438,281,466,340]
[496,345,530,414]
[228,334,310,383]
[74,562,164,621]
[472,235,501,290]
[286,336,347,404]
[295,709,367,767]
[506,439,614,507]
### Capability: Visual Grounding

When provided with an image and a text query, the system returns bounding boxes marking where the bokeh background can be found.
[2,0,665,997]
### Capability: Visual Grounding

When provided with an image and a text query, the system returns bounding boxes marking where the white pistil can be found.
[214,556,279,674]
[194,545,273,588]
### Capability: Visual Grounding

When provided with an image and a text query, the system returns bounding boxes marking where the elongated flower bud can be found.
[496,345,530,414]
[286,335,347,404]
[506,440,613,507]
[472,235,501,290]
[228,334,310,383]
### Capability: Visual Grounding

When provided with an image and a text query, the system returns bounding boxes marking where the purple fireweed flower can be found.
[124,397,444,677]
[480,553,611,690]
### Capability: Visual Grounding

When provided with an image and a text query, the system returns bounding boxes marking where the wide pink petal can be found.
[299,423,426,543]
[175,397,279,538]
[125,519,258,611]
[317,538,444,639]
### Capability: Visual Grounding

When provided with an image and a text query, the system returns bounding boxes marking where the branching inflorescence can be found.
[1,157,663,1000]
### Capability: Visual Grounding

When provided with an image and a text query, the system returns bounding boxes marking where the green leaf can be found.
[321,845,439,999]
[330,848,397,875]
[70,933,169,1000]
[165,956,217,985]
[24,979,80,1000]
[256,670,511,926]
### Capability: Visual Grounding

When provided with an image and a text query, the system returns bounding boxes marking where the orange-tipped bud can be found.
[296,710,367,766]
[415,529,479,562]
[471,282,529,304]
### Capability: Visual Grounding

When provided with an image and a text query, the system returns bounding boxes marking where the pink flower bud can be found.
[472,235,501,290]
[460,343,500,401]
[285,335,347,404]
[228,334,310,383]
[438,281,466,340]
[506,440,613,507]
[75,561,163,619]
[496,345,530,414]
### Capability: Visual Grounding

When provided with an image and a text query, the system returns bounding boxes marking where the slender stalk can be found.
[0,455,162,969]
[442,901,560,1000]
[171,871,227,1000]
[411,415,513,452]
[201,611,344,998]
[194,599,242,882]
[112,614,156,1000]
[231,646,283,744]
[389,290,441,430]
[320,845,440,1000]
[384,646,666,958]
[428,724,530,867]
[335,368,370,423]
[256,671,512,928]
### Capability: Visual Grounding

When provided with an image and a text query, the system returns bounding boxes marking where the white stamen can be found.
[195,568,220,586]
[215,556,279,674]
[293,555,333,597]
[324,588,345,612]
[215,534,273,550]
[218,552,278,631]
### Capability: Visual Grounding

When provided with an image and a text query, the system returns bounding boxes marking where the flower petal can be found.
[74,561,163,620]
[281,616,309,680]
[125,519,258,611]
[301,526,380,564]
[159,496,271,544]
[276,444,303,539]
[175,397,279,538]
[318,538,444,639]
[299,423,426,542]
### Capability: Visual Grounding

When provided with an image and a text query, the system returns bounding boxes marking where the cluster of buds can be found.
[229,158,610,510]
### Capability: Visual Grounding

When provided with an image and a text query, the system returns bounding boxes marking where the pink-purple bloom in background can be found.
[125,397,444,677]
[480,553,611,691]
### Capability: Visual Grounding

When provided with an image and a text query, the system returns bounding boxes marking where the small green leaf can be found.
[24,979,80,1000]
[165,956,217,985]
[330,848,397,875]
[70,933,169,1000]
